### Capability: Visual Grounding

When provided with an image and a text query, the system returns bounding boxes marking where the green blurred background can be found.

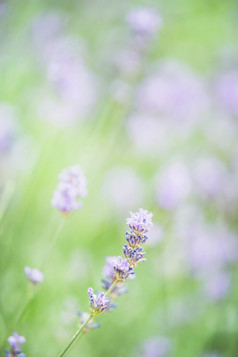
[0,0,238,356]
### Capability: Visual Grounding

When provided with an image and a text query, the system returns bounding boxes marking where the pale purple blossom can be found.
[127,208,153,234]
[24,267,44,285]
[156,163,191,210]
[193,157,230,199]
[138,336,171,357]
[126,8,162,38]
[204,271,231,301]
[216,70,238,116]
[0,105,18,154]
[136,60,209,122]
[5,332,26,356]
[52,165,87,214]
[113,256,135,281]
[88,288,110,316]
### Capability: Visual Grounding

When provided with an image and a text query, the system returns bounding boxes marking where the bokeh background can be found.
[0,0,238,356]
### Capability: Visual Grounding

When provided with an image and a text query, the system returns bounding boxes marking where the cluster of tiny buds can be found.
[5,332,26,357]
[88,288,110,316]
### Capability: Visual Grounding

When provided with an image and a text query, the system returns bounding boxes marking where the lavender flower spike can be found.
[24,267,44,285]
[88,288,110,316]
[113,256,135,282]
[123,244,146,267]
[127,208,153,235]
[5,332,26,356]
[52,164,87,214]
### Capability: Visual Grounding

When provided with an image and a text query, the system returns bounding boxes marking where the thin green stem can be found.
[105,279,118,297]
[57,280,118,357]
[57,314,92,357]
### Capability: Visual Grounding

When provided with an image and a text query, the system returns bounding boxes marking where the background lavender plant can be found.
[0,0,238,356]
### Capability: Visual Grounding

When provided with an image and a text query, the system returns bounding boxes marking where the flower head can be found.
[24,267,44,285]
[52,164,87,214]
[127,208,153,235]
[5,332,26,356]
[88,288,110,316]
[113,256,135,282]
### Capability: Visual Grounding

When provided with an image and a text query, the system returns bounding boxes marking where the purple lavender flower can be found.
[123,245,146,267]
[5,332,26,356]
[127,208,153,235]
[216,70,238,117]
[113,256,135,282]
[24,267,44,285]
[52,165,87,214]
[126,8,162,38]
[88,288,110,316]
[136,60,209,121]
[156,163,191,210]
[125,231,148,247]
[77,312,100,333]
[102,257,129,297]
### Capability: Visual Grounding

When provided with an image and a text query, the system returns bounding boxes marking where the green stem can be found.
[57,280,118,357]
[57,314,92,357]
[105,279,118,297]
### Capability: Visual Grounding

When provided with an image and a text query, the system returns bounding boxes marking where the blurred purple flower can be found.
[204,271,231,301]
[217,70,238,116]
[0,105,18,154]
[5,332,26,356]
[136,60,209,122]
[24,267,44,285]
[126,8,162,38]
[193,157,230,199]
[156,163,192,210]
[138,336,171,357]
[52,165,87,214]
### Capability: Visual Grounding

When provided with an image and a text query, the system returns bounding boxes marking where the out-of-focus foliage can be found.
[0,0,237,356]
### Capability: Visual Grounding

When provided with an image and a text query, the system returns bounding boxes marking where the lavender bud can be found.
[125,231,148,247]
[24,267,44,285]
[123,244,146,267]
[5,332,26,356]
[88,288,110,316]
